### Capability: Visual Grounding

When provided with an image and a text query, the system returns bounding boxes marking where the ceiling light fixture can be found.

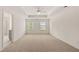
[37,7,41,14]
[64,6,68,8]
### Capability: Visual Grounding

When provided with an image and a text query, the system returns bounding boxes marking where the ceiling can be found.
[20,6,65,16]
[3,6,65,18]
[21,6,55,15]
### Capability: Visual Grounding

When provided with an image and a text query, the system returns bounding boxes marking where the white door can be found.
[3,12,12,47]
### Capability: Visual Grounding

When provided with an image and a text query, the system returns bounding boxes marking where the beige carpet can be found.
[2,34,79,52]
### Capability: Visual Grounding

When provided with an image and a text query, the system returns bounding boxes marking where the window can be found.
[26,22,32,31]
[40,22,46,31]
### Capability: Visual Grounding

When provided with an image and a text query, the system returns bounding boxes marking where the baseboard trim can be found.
[0,42,11,52]
[50,33,79,50]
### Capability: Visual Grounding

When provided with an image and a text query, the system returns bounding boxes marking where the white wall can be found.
[0,8,2,49]
[4,7,26,41]
[0,7,26,50]
[13,13,25,41]
[50,7,79,49]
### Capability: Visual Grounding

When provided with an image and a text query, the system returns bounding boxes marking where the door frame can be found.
[2,9,13,48]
